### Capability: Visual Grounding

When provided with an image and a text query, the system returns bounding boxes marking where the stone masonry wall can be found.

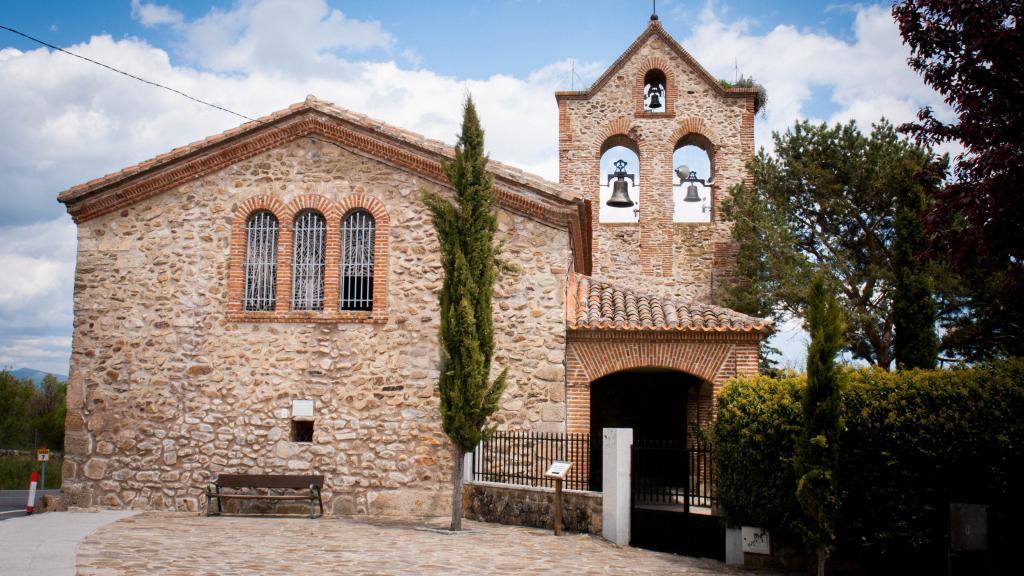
[464,481,602,534]
[558,31,755,303]
[62,137,571,516]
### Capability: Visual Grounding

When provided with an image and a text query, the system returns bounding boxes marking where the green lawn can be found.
[0,453,62,489]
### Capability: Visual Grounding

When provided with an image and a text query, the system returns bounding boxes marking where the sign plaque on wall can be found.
[741,526,771,555]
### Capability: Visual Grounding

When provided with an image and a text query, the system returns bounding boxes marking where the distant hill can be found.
[7,368,67,387]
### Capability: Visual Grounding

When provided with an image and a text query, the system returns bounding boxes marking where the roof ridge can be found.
[58,95,578,205]
[555,20,755,102]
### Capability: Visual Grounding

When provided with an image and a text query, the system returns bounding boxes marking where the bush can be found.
[0,452,63,489]
[715,361,1024,569]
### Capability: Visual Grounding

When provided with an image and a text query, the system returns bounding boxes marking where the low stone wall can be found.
[464,481,602,534]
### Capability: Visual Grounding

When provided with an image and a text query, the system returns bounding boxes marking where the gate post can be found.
[602,428,633,546]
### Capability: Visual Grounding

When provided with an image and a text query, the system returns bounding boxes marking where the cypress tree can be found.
[796,274,845,576]
[893,159,938,369]
[422,97,507,531]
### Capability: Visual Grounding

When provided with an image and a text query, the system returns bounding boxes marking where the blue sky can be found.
[0,1,952,374]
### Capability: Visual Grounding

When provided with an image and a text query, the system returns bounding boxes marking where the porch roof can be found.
[566,273,771,333]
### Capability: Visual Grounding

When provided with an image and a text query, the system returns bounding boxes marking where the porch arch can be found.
[564,333,759,434]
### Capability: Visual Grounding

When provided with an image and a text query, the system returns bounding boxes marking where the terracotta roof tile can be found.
[567,273,771,333]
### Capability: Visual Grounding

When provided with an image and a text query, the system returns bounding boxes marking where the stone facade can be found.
[464,481,602,534]
[61,135,572,515]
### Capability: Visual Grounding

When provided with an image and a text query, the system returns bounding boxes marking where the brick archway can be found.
[564,331,759,434]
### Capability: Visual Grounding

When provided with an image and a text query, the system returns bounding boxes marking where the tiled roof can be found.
[566,273,771,333]
[58,95,579,205]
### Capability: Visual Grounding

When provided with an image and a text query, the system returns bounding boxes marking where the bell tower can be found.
[556,16,757,303]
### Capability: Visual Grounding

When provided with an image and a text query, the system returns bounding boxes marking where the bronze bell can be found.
[683,182,702,202]
[606,159,636,208]
[647,91,662,110]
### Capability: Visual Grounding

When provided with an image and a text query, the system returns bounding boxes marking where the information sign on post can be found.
[544,461,573,535]
[37,448,51,493]
[544,460,572,479]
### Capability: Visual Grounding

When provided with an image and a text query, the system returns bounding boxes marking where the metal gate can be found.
[630,439,724,560]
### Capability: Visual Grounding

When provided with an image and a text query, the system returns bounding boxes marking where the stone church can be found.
[57,17,769,515]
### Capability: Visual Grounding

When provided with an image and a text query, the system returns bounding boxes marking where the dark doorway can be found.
[589,369,699,491]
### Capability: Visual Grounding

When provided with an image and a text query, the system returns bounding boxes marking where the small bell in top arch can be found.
[606,159,636,208]
[646,83,664,111]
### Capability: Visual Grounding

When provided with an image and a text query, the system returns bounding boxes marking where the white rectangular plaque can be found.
[741,526,770,555]
[291,399,315,419]
[544,460,572,479]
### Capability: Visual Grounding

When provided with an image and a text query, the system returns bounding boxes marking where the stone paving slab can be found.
[77,512,778,575]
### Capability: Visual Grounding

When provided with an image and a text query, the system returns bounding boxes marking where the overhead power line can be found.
[0,24,360,159]
[0,24,260,124]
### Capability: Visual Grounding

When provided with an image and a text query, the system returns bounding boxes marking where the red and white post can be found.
[26,471,38,514]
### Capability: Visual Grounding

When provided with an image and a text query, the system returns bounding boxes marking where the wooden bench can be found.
[206,474,324,518]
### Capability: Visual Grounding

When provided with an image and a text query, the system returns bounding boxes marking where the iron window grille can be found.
[291,210,326,311]
[340,209,375,311]
[243,210,279,311]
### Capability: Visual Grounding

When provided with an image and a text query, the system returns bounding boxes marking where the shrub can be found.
[715,360,1024,568]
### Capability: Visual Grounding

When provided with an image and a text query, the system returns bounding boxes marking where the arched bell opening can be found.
[588,367,703,490]
[599,135,640,223]
[643,69,668,113]
[672,134,714,223]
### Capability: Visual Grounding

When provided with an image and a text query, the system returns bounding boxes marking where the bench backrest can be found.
[215,474,324,489]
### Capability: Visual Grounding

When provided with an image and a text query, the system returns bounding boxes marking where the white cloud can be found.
[0,218,76,330]
[130,0,184,28]
[177,0,393,74]
[681,3,954,151]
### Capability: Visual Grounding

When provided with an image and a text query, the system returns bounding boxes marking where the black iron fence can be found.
[471,431,594,491]
[631,438,715,513]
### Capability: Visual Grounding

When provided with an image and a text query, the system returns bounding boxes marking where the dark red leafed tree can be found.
[893,0,1024,359]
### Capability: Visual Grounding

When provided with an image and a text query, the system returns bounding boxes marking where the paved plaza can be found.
[76,512,771,575]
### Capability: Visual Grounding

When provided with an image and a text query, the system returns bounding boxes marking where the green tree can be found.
[0,371,34,449]
[893,159,939,369]
[721,119,944,368]
[796,275,845,576]
[31,375,67,451]
[422,97,508,531]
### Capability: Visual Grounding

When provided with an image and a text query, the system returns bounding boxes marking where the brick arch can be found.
[671,117,721,151]
[633,56,678,115]
[338,192,390,226]
[337,191,390,317]
[227,195,287,317]
[563,335,760,434]
[281,194,339,224]
[592,117,640,153]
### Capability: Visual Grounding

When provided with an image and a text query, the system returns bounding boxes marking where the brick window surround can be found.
[633,57,678,117]
[228,192,390,323]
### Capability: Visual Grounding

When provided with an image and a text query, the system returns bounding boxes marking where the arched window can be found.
[340,209,376,311]
[599,136,640,223]
[643,69,667,112]
[291,210,326,310]
[243,210,279,311]
[673,135,714,223]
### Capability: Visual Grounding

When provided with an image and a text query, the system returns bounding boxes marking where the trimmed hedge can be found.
[715,360,1024,568]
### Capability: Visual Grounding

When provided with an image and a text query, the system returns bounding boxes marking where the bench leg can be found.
[317,487,324,518]
[205,489,211,517]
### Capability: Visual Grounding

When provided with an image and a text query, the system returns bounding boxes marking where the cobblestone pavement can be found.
[77,513,774,575]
